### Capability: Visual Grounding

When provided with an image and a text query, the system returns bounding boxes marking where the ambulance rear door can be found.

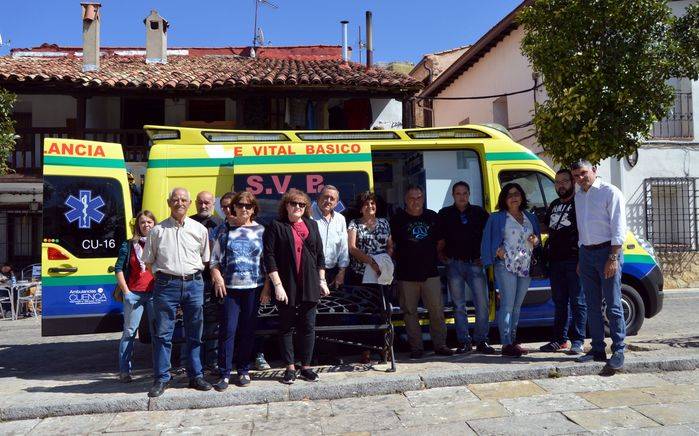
[41,138,132,336]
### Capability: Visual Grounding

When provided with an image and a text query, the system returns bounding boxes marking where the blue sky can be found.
[0,0,523,63]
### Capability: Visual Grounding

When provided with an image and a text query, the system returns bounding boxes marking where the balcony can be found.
[650,92,694,140]
[9,128,149,174]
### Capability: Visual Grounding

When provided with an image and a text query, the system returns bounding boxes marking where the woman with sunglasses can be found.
[210,191,269,390]
[481,182,541,357]
[262,188,330,384]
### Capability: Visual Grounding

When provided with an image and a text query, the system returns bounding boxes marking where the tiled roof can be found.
[0,45,421,92]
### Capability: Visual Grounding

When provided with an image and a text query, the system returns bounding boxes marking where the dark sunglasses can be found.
[235,202,254,210]
[289,201,307,208]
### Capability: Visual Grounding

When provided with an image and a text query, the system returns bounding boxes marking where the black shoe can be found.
[576,351,608,363]
[282,369,296,385]
[188,376,213,391]
[213,377,229,392]
[238,374,251,387]
[119,373,133,383]
[434,346,455,356]
[456,341,472,354]
[476,342,497,354]
[299,368,319,382]
[409,350,424,359]
[148,381,168,398]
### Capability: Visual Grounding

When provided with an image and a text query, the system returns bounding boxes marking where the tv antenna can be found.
[357,25,366,64]
[252,0,278,48]
[0,33,11,48]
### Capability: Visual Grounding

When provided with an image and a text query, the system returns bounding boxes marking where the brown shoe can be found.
[434,346,455,356]
[501,344,523,357]
[513,343,529,355]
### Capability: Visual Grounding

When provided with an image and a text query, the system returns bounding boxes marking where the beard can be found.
[557,186,574,199]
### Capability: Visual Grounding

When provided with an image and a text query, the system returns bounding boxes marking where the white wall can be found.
[432,27,540,152]
[598,145,699,238]
[13,95,76,127]
[370,99,403,129]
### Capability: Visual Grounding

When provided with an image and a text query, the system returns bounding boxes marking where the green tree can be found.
[519,0,699,165]
[0,87,17,175]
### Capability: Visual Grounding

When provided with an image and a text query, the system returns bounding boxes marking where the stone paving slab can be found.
[656,370,699,385]
[605,425,699,435]
[330,393,412,415]
[374,421,477,436]
[640,383,699,403]
[267,399,332,419]
[533,372,671,394]
[28,413,116,434]
[578,388,664,408]
[403,385,479,406]
[161,421,253,435]
[499,392,597,415]
[320,410,401,434]
[632,401,699,426]
[467,411,586,435]
[468,380,547,400]
[0,418,39,435]
[105,410,185,433]
[563,407,661,432]
[395,399,509,427]
[251,416,322,435]
[179,403,267,427]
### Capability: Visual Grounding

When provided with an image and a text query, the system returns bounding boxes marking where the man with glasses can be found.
[143,188,212,397]
[311,185,349,289]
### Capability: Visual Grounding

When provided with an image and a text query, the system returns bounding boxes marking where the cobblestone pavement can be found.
[1,369,698,435]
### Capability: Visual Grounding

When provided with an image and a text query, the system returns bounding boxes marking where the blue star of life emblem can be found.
[64,190,105,229]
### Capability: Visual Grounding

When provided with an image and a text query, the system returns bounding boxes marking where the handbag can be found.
[529,244,548,279]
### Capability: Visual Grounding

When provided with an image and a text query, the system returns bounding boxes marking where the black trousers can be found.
[277,301,317,366]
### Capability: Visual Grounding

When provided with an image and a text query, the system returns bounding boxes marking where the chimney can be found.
[81,2,101,72]
[144,10,168,64]
[340,20,349,62]
[365,11,373,68]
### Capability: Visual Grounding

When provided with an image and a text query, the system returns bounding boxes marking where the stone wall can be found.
[658,251,699,289]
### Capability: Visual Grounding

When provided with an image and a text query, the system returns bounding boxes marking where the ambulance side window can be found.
[43,176,127,258]
[498,170,556,224]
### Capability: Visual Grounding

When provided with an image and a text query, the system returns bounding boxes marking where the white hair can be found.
[168,187,190,201]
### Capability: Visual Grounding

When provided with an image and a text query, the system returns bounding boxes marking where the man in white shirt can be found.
[311,185,349,289]
[572,160,626,371]
[143,187,212,397]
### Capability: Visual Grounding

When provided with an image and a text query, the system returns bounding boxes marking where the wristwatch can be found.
[608,254,619,261]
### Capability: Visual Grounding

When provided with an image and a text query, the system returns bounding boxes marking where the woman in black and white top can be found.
[347,191,393,285]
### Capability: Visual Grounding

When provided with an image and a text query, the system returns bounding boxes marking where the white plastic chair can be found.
[0,284,14,320]
[14,281,40,319]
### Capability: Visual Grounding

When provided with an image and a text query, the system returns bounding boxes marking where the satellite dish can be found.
[257,28,265,46]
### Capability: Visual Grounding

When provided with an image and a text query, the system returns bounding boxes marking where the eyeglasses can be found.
[507,192,522,198]
[235,202,254,210]
[289,201,307,209]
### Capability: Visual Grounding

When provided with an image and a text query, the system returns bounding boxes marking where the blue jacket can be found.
[480,210,541,267]
[114,241,133,280]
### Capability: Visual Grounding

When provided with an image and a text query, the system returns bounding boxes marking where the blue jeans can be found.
[218,287,261,376]
[494,261,531,346]
[447,259,490,344]
[579,246,625,354]
[118,291,154,374]
[152,274,204,383]
[549,260,587,345]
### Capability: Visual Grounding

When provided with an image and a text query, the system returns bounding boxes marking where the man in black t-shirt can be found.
[391,185,453,359]
[539,169,588,354]
[438,181,495,355]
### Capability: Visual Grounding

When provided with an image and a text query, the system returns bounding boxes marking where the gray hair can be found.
[168,187,190,201]
[570,159,595,171]
[318,184,340,197]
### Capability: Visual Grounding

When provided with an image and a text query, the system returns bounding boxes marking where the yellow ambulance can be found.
[41,125,663,337]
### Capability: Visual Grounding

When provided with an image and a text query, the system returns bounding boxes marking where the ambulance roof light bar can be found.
[405,128,490,139]
[202,132,291,142]
[296,131,398,141]
[145,128,180,141]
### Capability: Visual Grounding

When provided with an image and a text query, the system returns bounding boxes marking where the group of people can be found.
[114,158,628,398]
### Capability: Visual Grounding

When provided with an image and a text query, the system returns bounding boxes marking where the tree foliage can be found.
[0,87,17,175]
[519,0,699,165]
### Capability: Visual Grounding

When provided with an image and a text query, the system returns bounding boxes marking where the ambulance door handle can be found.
[48,267,78,273]
[108,266,115,273]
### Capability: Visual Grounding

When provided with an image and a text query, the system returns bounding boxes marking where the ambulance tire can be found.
[602,284,645,337]
[138,310,152,344]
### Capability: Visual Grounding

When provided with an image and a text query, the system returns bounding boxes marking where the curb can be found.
[1,355,697,422]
